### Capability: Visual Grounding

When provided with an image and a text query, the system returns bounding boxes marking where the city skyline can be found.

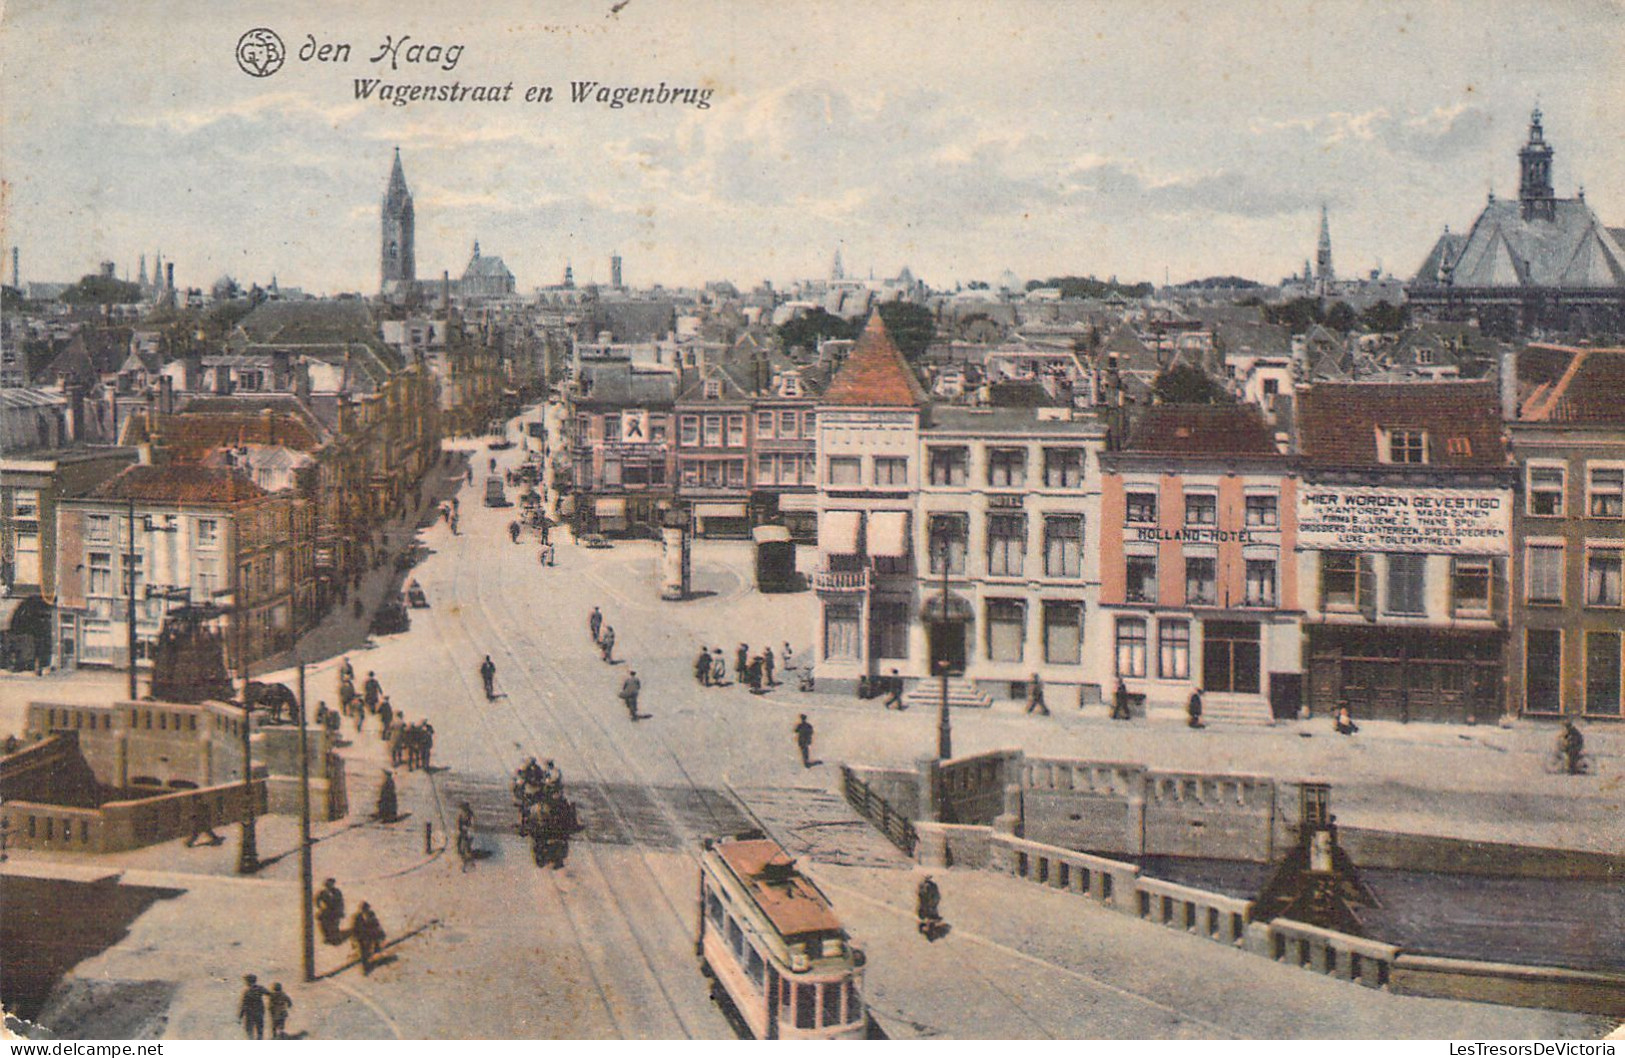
[3,0,1623,295]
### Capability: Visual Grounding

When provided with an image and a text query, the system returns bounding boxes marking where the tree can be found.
[1152,364,1232,405]
[1360,300,1409,333]
[876,301,936,361]
[1324,301,1357,333]
[61,274,143,305]
[776,308,854,353]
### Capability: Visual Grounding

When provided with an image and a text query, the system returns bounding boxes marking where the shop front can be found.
[1307,625,1503,724]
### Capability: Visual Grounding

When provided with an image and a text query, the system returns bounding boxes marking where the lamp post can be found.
[932,530,953,761]
[296,661,314,982]
[219,562,258,875]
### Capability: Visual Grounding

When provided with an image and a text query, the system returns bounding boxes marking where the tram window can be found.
[726,917,744,958]
[795,984,816,1029]
[746,945,765,988]
[847,980,863,1023]
[706,891,723,929]
[821,981,842,1027]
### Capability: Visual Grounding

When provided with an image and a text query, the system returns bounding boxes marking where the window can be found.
[757,453,775,485]
[1245,559,1277,607]
[1126,491,1157,524]
[802,454,817,483]
[12,489,39,520]
[987,599,1025,663]
[1154,619,1189,679]
[87,514,112,543]
[1043,448,1085,488]
[680,461,701,487]
[824,603,861,659]
[1527,544,1565,604]
[988,448,1027,488]
[1116,617,1147,677]
[874,457,908,486]
[1184,493,1217,526]
[780,410,798,437]
[1203,621,1261,694]
[795,984,817,1030]
[679,416,699,446]
[872,601,910,660]
[1589,466,1624,518]
[88,552,112,595]
[756,410,774,439]
[1185,556,1217,606]
[1244,493,1279,528]
[702,415,723,447]
[1125,554,1158,604]
[1587,549,1622,607]
[1043,601,1082,665]
[987,514,1026,577]
[1321,551,1362,612]
[1416,348,1436,365]
[726,460,746,488]
[1525,629,1562,713]
[1449,557,1491,616]
[1386,553,1427,615]
[828,457,861,486]
[703,461,725,488]
[1527,465,1565,516]
[1044,516,1082,578]
[1586,631,1622,716]
[14,530,40,584]
[1446,436,1473,458]
[704,379,722,400]
[821,980,842,1028]
[603,415,621,443]
[1382,428,1428,464]
[726,415,746,447]
[928,447,969,486]
[650,421,668,445]
[927,514,968,575]
[602,457,622,486]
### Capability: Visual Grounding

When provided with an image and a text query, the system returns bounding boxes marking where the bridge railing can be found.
[841,765,917,856]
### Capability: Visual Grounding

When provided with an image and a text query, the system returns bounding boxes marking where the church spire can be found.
[381,148,416,290]
[1315,204,1334,290]
[1518,105,1556,221]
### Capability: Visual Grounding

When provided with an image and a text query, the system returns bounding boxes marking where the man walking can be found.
[620,670,643,721]
[238,974,268,1040]
[735,643,749,685]
[763,645,777,686]
[1026,673,1050,716]
[351,903,385,975]
[794,714,815,768]
[599,625,616,664]
[267,983,293,1039]
[480,655,497,699]
[882,668,905,710]
[589,606,603,644]
[695,646,713,687]
[315,879,346,945]
[363,672,382,713]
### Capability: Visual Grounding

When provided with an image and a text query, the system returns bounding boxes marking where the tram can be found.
[697,835,868,1039]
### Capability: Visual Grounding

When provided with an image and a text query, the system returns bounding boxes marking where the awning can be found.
[921,591,975,622]
[595,497,628,516]
[752,525,792,544]
[821,511,862,555]
[776,493,818,512]
[695,502,748,520]
[868,511,910,558]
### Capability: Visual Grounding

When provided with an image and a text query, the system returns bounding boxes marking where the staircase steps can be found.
[901,677,993,710]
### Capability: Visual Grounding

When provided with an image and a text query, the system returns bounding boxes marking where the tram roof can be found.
[715,839,843,938]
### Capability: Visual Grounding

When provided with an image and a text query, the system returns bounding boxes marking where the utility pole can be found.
[125,498,138,700]
[235,521,258,875]
[297,662,315,982]
[934,532,952,761]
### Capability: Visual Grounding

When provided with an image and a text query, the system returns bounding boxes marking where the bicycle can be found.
[1543,749,1593,775]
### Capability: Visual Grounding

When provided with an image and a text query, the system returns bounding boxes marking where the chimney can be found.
[166,262,175,291]
[10,246,17,289]
[1500,347,1519,421]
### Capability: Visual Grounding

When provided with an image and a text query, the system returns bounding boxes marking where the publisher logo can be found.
[235,28,286,78]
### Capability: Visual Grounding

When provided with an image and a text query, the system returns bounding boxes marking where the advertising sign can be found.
[1297,485,1510,554]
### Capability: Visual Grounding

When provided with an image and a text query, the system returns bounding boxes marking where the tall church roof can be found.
[822,313,928,407]
[1421,197,1625,289]
[384,148,411,207]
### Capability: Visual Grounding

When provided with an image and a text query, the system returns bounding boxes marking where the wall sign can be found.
[1298,485,1510,555]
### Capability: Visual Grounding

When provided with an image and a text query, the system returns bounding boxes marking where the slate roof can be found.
[1411,198,1625,289]
[1297,381,1506,468]
[92,464,268,505]
[1515,345,1625,425]
[575,362,679,408]
[1125,403,1283,458]
[821,313,928,407]
[231,301,402,385]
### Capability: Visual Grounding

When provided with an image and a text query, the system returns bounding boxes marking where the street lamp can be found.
[931,528,953,761]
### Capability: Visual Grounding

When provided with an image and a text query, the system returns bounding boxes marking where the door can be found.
[928,621,966,676]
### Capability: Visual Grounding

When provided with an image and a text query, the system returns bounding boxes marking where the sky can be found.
[3,0,1623,295]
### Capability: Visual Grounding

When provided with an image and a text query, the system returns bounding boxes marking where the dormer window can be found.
[1381,428,1428,465]
[703,379,722,400]
[778,372,803,398]
[1416,348,1436,365]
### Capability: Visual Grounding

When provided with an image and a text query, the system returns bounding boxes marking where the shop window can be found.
[1126,491,1157,524]
[1587,549,1623,607]
[1115,617,1147,678]
[1043,448,1085,488]
[1527,465,1565,517]
[988,448,1027,488]
[1202,621,1260,694]
[1185,556,1217,605]
[1526,545,1565,604]
[987,514,1026,577]
[1244,493,1279,528]
[1125,554,1157,604]
[1043,601,1082,665]
[987,599,1025,663]
[1044,516,1082,578]
[1385,554,1427,615]
[1185,493,1217,526]
[1158,619,1190,679]
[1590,466,1625,518]
[928,447,968,486]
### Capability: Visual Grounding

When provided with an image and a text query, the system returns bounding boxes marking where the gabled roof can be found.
[822,313,928,407]
[91,464,268,505]
[134,404,329,457]
[1412,198,1625,290]
[1298,381,1506,468]
[676,359,755,402]
[1516,345,1625,425]
[1126,403,1282,458]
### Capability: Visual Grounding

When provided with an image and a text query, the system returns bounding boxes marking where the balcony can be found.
[811,568,871,593]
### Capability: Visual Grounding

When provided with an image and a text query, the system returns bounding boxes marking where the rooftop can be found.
[714,839,843,939]
[89,464,268,505]
[822,313,929,408]
[1124,403,1283,458]
[1298,380,1507,468]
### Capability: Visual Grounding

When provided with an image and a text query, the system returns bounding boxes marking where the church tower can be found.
[1518,107,1556,222]
[1315,204,1335,292]
[381,148,416,291]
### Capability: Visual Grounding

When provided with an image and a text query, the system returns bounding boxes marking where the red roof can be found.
[1127,403,1282,458]
[715,839,842,937]
[92,465,268,505]
[822,313,928,407]
[147,410,326,458]
[1298,381,1506,468]
[1517,345,1625,425]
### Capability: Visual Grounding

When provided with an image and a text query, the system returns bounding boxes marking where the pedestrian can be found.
[353,701,366,735]
[763,646,776,686]
[419,722,435,770]
[782,642,795,672]
[1558,720,1585,774]
[509,520,521,544]
[1334,706,1359,736]
[377,696,393,738]
[600,625,616,664]
[711,649,728,686]
[338,656,354,693]
[388,716,405,766]
[883,668,905,710]
[450,513,459,535]
[1111,679,1132,721]
[620,670,643,720]
[1187,689,1205,729]
[794,714,815,768]
[480,655,497,699]
[238,974,268,1040]
[315,878,345,945]
[364,672,382,712]
[351,903,385,975]
[185,796,221,847]
[589,606,603,644]
[466,467,473,485]
[267,983,293,1039]
[695,646,713,687]
[1026,673,1050,716]
[375,771,398,823]
[451,496,459,515]
[736,643,749,685]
